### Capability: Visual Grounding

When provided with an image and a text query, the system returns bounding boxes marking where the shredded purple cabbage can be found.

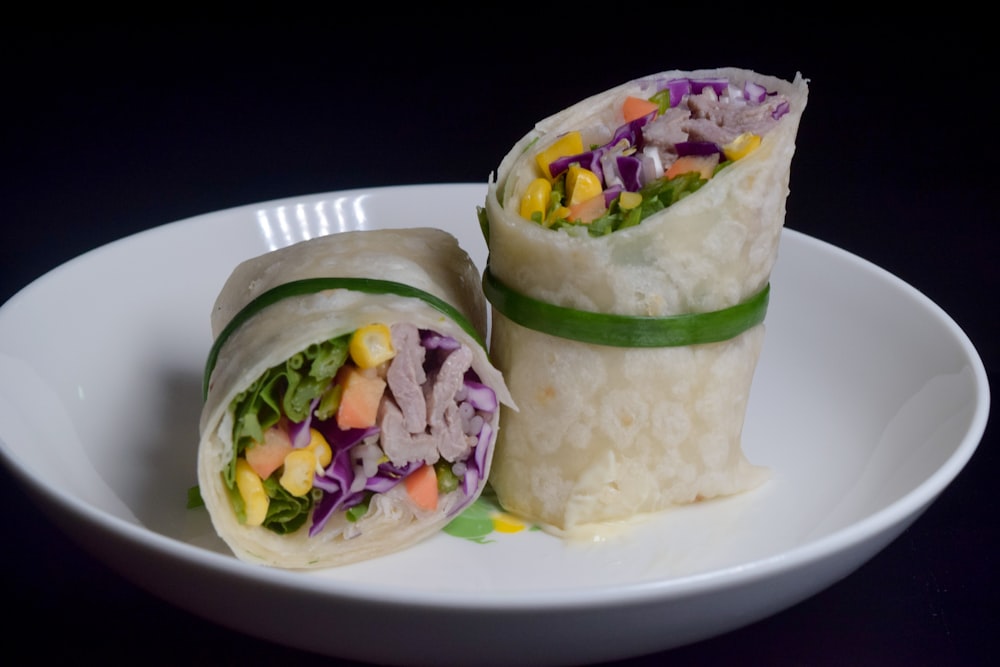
[609,112,654,150]
[547,112,654,183]
[287,397,319,448]
[616,155,643,192]
[675,141,723,158]
[743,80,767,104]
[602,184,623,207]
[459,422,492,500]
[308,424,380,536]
[660,78,691,106]
[461,380,497,411]
[548,149,604,185]
[420,330,460,350]
[772,100,790,120]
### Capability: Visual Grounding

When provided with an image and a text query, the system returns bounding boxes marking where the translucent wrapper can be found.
[482,67,808,533]
[198,228,513,568]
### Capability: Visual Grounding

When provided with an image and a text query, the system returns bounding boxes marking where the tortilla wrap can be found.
[482,67,808,533]
[198,228,514,568]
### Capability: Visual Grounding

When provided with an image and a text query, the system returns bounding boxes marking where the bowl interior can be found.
[0,183,988,596]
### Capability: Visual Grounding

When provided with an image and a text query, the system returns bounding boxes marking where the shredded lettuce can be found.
[223,334,350,534]
[260,476,312,534]
[225,334,350,490]
[550,170,709,236]
[223,473,313,533]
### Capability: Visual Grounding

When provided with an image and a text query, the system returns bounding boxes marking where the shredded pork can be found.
[642,89,789,166]
[378,323,477,467]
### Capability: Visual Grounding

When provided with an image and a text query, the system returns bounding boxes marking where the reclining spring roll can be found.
[480,67,808,533]
[198,228,514,568]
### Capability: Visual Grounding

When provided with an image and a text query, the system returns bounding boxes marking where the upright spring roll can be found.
[481,67,808,533]
[198,228,514,568]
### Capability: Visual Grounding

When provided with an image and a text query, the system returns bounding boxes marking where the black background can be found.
[2,20,995,666]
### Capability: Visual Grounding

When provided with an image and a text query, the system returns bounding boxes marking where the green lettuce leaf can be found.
[225,334,349,489]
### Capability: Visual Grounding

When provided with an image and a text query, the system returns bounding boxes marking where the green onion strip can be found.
[482,267,769,348]
[203,277,485,399]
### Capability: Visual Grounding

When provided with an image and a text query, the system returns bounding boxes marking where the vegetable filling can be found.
[224,322,498,537]
[519,75,791,235]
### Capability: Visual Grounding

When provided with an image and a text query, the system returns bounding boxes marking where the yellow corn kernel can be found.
[535,131,584,179]
[306,428,332,470]
[491,511,526,534]
[722,132,762,161]
[235,458,268,526]
[566,165,603,206]
[619,191,642,210]
[547,205,571,226]
[519,178,552,221]
[349,323,395,369]
[279,449,317,497]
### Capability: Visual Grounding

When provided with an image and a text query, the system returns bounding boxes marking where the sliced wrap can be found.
[198,228,514,568]
[481,67,808,533]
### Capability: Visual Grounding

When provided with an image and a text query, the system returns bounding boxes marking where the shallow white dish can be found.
[0,183,989,666]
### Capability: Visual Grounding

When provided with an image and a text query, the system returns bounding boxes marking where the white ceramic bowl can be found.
[0,184,988,666]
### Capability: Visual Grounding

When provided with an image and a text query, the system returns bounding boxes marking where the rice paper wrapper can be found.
[483,67,808,533]
[198,228,513,568]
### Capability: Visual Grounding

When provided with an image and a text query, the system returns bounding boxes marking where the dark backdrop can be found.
[2,20,995,666]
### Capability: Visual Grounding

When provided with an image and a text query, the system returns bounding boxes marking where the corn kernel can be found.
[519,178,552,221]
[722,132,762,161]
[535,131,584,179]
[619,191,643,210]
[491,511,526,534]
[548,205,571,224]
[306,428,332,470]
[566,165,603,206]
[279,449,317,497]
[349,323,395,369]
[235,458,268,526]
